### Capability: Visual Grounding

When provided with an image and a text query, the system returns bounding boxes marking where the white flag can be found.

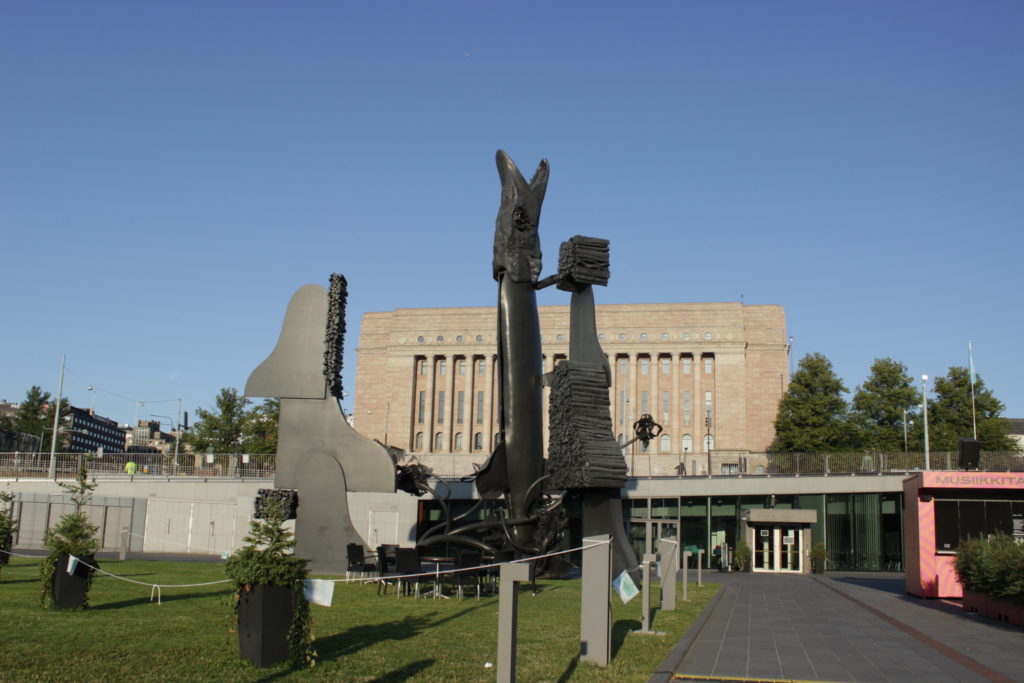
[612,570,639,604]
[66,554,80,575]
[303,579,335,607]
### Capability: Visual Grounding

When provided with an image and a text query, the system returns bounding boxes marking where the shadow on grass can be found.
[553,617,641,681]
[370,658,435,682]
[317,602,492,662]
[92,589,230,610]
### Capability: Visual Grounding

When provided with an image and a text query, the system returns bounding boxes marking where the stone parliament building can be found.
[355,302,789,474]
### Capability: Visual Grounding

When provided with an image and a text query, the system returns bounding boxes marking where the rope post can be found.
[497,560,533,683]
[580,534,612,667]
[659,539,678,611]
[682,550,691,601]
[697,549,704,587]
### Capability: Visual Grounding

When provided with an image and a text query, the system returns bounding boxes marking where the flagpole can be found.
[968,340,978,440]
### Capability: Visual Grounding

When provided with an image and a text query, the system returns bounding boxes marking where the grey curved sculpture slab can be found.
[246,278,395,574]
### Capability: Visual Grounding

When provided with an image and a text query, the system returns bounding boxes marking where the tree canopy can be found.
[928,367,1016,451]
[771,353,855,452]
[184,389,279,454]
[771,355,1019,453]
[0,386,71,451]
[850,358,920,452]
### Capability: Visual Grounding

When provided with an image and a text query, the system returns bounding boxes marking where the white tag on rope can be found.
[303,579,335,607]
[612,570,639,604]
[66,555,80,575]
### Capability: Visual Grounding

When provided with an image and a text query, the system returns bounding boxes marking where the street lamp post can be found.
[922,375,931,471]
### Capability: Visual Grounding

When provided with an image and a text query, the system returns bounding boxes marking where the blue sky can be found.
[3,1,1022,428]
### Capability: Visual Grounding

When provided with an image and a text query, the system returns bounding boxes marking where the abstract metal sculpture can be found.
[245,274,394,573]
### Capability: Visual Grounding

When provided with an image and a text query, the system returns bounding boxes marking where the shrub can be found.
[955,533,1024,605]
[40,461,100,607]
[0,489,18,578]
[734,541,752,571]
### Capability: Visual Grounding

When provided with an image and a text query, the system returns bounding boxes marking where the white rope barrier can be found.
[333,539,614,584]
[3,540,619,606]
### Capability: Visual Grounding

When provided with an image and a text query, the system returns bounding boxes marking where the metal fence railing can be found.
[625,450,1024,478]
[2,450,1021,481]
[0,452,276,480]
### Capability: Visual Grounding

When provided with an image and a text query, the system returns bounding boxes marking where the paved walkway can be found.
[652,572,1024,683]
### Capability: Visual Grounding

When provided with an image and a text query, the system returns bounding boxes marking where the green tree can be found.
[850,358,920,451]
[928,367,1016,451]
[771,353,854,452]
[0,386,71,451]
[185,388,250,453]
[242,398,279,454]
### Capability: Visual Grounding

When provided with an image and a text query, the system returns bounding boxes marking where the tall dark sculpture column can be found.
[476,150,549,551]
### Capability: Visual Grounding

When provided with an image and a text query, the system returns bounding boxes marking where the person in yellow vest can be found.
[125,460,138,476]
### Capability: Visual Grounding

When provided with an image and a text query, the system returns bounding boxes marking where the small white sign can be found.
[242,454,250,464]
[760,529,769,537]
[783,535,795,546]
[206,454,214,464]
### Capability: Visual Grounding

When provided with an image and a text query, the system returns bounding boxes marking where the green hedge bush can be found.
[954,533,1024,605]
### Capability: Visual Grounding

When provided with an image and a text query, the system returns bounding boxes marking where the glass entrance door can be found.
[780,527,801,573]
[754,526,775,571]
[753,526,803,573]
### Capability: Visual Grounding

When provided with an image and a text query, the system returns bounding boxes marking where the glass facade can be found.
[623,492,903,571]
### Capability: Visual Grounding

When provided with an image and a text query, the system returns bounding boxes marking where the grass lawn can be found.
[0,558,718,682]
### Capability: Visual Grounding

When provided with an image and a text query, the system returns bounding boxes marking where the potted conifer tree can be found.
[225,498,315,668]
[0,490,18,577]
[40,462,100,609]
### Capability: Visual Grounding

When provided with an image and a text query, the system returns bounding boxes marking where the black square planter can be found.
[51,553,96,609]
[238,584,294,667]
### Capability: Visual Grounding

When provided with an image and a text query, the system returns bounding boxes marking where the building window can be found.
[556,333,565,342]
[454,432,463,450]
[474,432,483,450]
[722,463,738,475]
[641,391,648,415]
[436,335,444,342]
[618,333,626,341]
[435,432,444,450]
[419,359,427,375]
[662,391,670,423]
[437,391,445,424]
[457,391,465,424]
[417,336,425,343]
[640,332,648,341]
[476,391,484,424]
[458,360,466,375]
[439,359,447,375]
[478,359,486,375]
[661,358,670,374]
[683,357,692,374]
[704,357,713,374]
[619,358,627,375]
[661,333,669,341]
[660,434,671,453]
[683,391,691,425]
[415,432,423,450]
[682,434,693,452]
[476,335,484,342]
[418,391,425,423]
[456,335,464,342]
[495,433,503,447]
[704,434,714,451]
[640,358,648,375]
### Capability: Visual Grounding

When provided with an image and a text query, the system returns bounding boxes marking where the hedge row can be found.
[954,533,1024,605]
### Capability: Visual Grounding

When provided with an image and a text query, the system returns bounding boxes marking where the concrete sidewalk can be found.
[652,572,1023,683]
